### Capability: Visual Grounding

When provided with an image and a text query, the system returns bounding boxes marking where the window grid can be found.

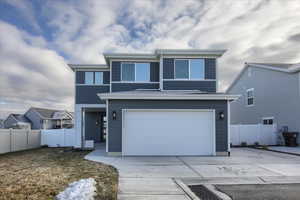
[174,59,205,80]
[84,71,104,85]
[246,88,254,106]
[121,62,150,82]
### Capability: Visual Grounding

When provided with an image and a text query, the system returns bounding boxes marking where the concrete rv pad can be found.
[85,147,300,200]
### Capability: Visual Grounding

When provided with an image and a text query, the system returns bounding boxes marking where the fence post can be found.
[9,128,12,152]
[26,129,29,149]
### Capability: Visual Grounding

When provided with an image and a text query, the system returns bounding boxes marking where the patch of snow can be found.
[56,178,97,200]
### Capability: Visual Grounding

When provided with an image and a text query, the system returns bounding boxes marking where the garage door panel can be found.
[123,110,215,156]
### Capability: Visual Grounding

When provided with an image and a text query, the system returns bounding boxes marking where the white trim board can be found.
[121,109,216,156]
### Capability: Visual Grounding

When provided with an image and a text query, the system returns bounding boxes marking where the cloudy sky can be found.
[0,0,300,119]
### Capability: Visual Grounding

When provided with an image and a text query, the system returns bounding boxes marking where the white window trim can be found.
[246,88,254,107]
[174,58,205,80]
[262,117,274,125]
[121,62,150,83]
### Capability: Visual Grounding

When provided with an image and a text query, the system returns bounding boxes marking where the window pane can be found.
[190,59,205,79]
[263,120,268,125]
[247,90,253,98]
[85,72,94,84]
[175,60,189,79]
[94,72,103,84]
[122,63,135,81]
[248,98,254,105]
[136,63,150,82]
[269,119,273,125]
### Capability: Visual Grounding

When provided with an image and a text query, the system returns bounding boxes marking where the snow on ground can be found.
[56,178,97,200]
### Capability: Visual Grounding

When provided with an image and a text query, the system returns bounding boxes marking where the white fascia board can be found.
[68,64,108,71]
[155,49,227,57]
[98,93,240,101]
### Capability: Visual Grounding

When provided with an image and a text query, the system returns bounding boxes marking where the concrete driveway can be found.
[85,147,300,200]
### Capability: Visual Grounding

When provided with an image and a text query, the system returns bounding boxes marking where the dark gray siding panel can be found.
[112,62,121,81]
[108,100,228,152]
[76,71,85,84]
[163,81,216,92]
[205,58,216,79]
[25,110,42,129]
[111,83,159,92]
[103,71,110,84]
[150,62,159,82]
[76,85,109,104]
[163,58,174,79]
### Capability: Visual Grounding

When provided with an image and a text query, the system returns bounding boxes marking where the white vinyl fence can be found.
[230,124,277,146]
[0,129,41,154]
[41,129,75,147]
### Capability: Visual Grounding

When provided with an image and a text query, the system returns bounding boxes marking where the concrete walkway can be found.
[85,147,300,200]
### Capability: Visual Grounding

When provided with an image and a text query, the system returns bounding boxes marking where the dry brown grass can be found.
[0,148,118,200]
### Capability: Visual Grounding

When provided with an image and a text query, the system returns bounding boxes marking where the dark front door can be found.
[85,112,102,143]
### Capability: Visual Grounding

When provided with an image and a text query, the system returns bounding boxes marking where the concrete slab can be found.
[118,194,190,200]
[268,146,300,155]
[191,164,283,178]
[259,164,300,176]
[181,177,264,185]
[118,165,199,178]
[260,176,300,184]
[119,178,184,195]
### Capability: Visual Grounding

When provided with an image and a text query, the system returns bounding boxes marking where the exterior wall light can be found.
[112,111,117,120]
[219,112,225,120]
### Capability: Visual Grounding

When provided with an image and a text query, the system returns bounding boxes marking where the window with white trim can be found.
[121,63,150,82]
[174,59,205,80]
[246,88,254,106]
[84,72,103,85]
[263,117,274,125]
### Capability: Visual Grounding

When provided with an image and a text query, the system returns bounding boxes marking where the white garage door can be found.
[122,109,215,156]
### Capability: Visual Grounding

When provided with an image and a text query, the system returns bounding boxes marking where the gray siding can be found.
[228,67,300,140]
[163,81,216,92]
[205,58,216,79]
[4,115,18,128]
[150,62,159,82]
[112,61,121,81]
[76,85,109,104]
[111,83,159,92]
[25,109,42,129]
[108,100,228,153]
[76,71,85,84]
[103,71,110,84]
[163,58,174,79]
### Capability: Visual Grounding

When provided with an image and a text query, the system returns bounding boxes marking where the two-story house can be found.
[227,62,300,140]
[68,49,239,156]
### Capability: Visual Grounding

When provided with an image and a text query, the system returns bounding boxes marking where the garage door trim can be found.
[121,109,216,156]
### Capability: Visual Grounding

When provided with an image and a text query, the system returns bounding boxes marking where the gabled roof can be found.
[9,114,30,123]
[98,89,239,101]
[68,49,227,71]
[27,107,73,120]
[226,62,300,92]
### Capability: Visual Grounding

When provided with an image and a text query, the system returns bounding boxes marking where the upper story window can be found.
[174,59,205,80]
[84,72,103,85]
[246,88,254,106]
[121,63,150,82]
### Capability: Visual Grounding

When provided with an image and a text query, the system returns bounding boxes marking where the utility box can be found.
[282,132,298,147]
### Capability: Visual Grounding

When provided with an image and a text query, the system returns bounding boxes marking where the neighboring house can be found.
[68,49,239,156]
[25,107,74,129]
[3,114,31,129]
[0,119,4,128]
[227,62,300,138]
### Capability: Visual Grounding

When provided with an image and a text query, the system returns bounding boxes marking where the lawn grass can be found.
[0,148,118,200]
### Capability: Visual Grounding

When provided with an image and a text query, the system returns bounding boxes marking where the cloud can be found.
[0,21,73,118]
[1,0,300,118]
